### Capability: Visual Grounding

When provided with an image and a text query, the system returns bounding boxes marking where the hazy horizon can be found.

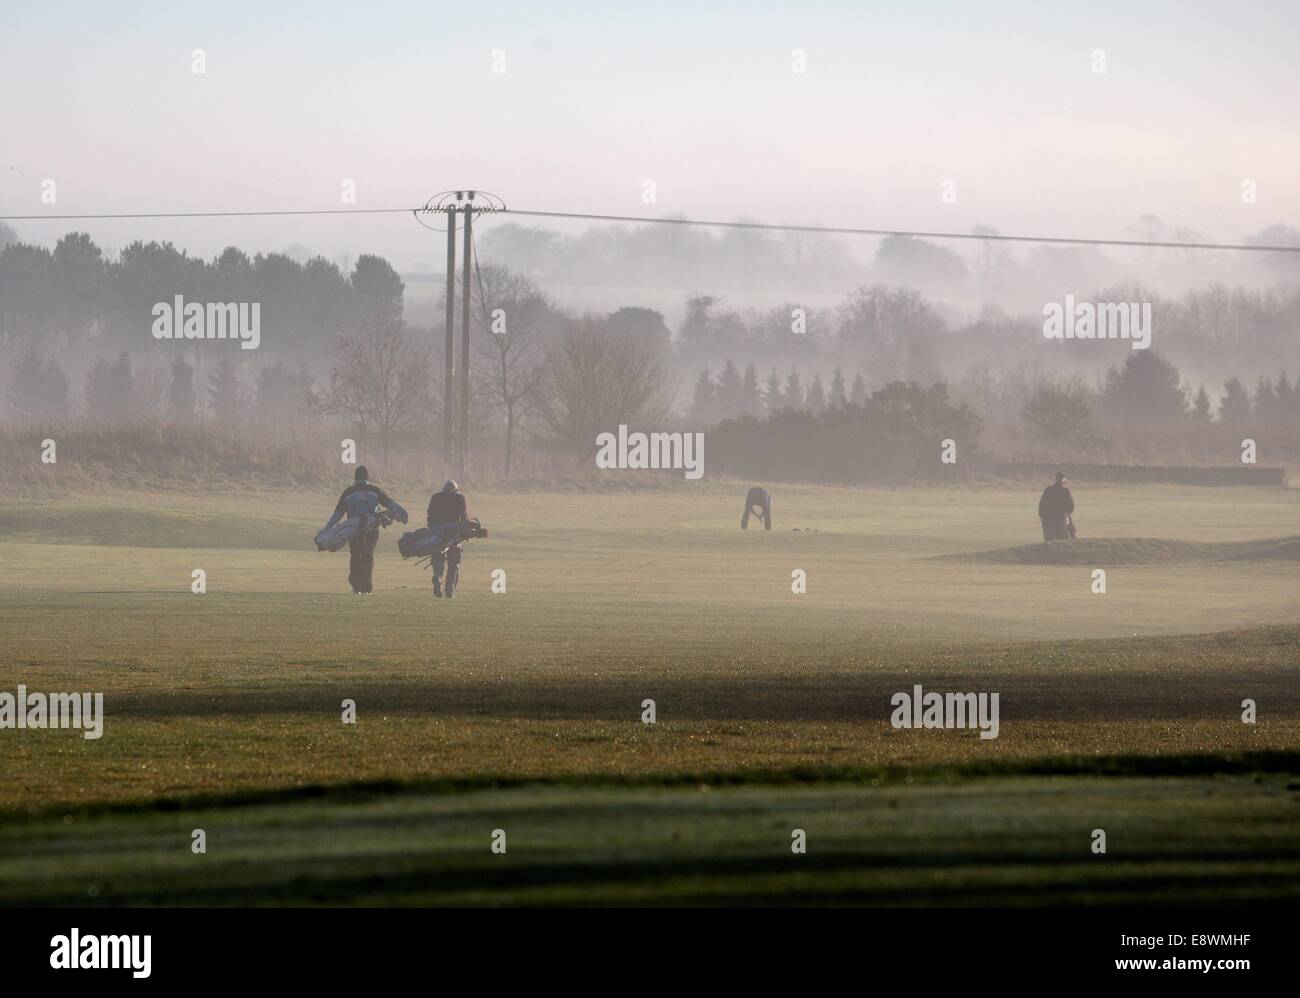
[3,0,1298,273]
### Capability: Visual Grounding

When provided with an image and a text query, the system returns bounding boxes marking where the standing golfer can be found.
[322,466,408,594]
[1037,472,1075,541]
[426,479,469,599]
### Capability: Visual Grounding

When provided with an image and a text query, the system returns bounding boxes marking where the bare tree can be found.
[539,316,671,458]
[321,322,429,464]
[470,265,554,477]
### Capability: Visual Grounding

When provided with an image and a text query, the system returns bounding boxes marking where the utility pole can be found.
[459,203,473,481]
[443,207,457,467]
[415,191,505,484]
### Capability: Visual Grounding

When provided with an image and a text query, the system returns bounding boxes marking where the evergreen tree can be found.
[1103,351,1187,426]
[1281,371,1300,421]
[254,361,313,433]
[1219,377,1252,427]
[85,352,135,420]
[739,363,762,417]
[716,359,743,419]
[168,357,196,419]
[690,367,717,424]
[807,373,828,413]
[9,348,69,419]
[829,366,847,407]
[1253,376,1276,424]
[850,372,868,407]
[763,368,783,413]
[1191,384,1212,424]
[1275,371,1294,419]
[45,355,70,416]
[784,369,803,409]
[207,358,246,417]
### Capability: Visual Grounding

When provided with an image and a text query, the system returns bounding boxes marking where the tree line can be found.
[3,226,1298,478]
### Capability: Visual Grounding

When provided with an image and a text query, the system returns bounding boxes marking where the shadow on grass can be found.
[15,846,1300,907]
[7,749,1298,824]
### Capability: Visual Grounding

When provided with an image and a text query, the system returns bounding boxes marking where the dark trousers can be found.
[432,543,462,595]
[1041,515,1068,541]
[741,499,772,530]
[348,529,379,593]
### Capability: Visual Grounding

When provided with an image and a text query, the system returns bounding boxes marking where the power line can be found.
[0,207,416,220]
[2,203,1299,253]
[471,236,488,315]
[502,208,1300,254]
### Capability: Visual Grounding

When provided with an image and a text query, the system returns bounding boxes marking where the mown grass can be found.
[3,771,1298,906]
[0,482,1296,904]
[1,483,1297,808]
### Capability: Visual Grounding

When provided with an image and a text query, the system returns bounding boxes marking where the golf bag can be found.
[315,509,399,552]
[398,517,488,560]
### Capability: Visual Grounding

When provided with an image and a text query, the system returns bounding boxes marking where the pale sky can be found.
[2,0,1297,270]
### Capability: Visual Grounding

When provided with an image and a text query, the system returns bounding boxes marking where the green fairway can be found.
[1,481,1297,904]
[4,766,1298,906]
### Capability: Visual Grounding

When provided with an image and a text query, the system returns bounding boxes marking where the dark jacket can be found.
[742,486,773,529]
[427,490,468,528]
[1038,483,1075,519]
[325,482,407,529]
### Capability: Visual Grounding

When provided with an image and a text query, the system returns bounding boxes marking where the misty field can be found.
[0,481,1297,904]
